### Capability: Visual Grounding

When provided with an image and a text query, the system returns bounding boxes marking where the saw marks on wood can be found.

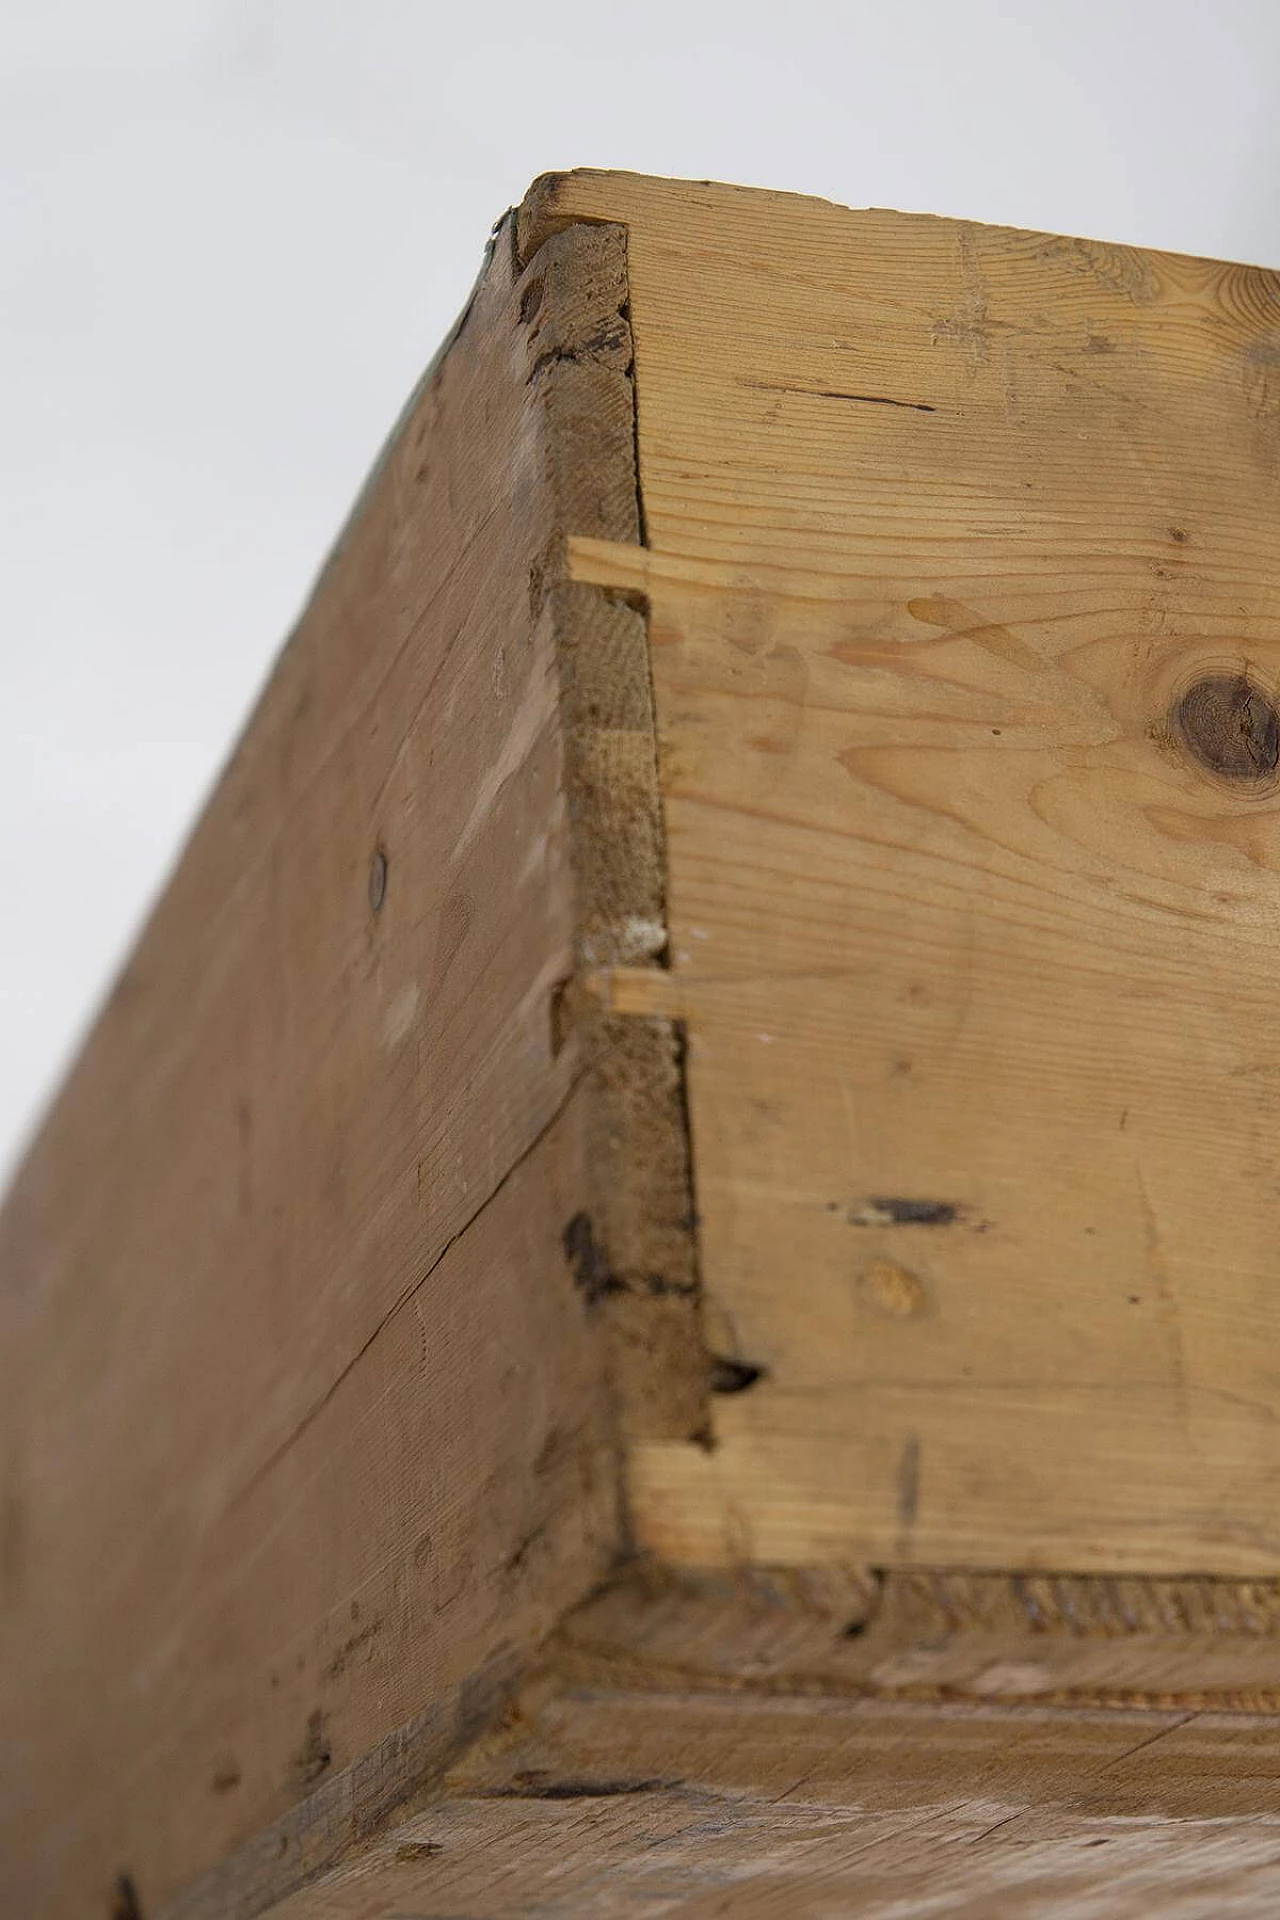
[528,171,1280,1578]
[554,1559,1280,1714]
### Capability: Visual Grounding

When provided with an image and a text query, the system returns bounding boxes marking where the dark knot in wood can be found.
[1175,674,1280,782]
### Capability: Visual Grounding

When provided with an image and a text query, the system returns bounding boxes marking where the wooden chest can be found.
[7,170,1280,1917]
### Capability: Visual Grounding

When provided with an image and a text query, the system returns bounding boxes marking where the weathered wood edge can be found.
[516,214,707,1443]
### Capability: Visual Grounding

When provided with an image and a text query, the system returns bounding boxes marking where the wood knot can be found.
[1175,674,1280,782]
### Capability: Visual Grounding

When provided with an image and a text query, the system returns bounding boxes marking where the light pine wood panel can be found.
[262,1686,1280,1918]
[526,172,1280,1576]
[0,222,644,1919]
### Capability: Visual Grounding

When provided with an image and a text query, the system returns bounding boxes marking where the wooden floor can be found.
[265,1687,1280,1918]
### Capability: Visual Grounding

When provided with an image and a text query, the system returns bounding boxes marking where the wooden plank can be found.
[524,171,1280,1577]
[0,216,699,1920]
[260,1686,1280,1917]
[556,1559,1280,1713]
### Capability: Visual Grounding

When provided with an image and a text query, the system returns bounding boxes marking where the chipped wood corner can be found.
[515,171,622,270]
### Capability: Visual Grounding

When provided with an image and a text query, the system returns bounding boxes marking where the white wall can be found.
[3,0,1278,1173]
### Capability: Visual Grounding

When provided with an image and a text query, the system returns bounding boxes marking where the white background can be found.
[4,0,1280,1174]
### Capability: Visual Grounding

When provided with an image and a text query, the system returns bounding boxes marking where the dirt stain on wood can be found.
[294,1709,332,1787]
[709,1356,765,1395]
[852,1198,959,1228]
[897,1434,922,1533]
[561,1213,626,1306]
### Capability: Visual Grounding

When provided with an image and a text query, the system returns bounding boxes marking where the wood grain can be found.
[260,1685,1280,1917]
[556,1559,1280,1714]
[527,171,1280,1578]
[0,218,667,1919]
[14,167,1280,1913]
[521,222,705,1442]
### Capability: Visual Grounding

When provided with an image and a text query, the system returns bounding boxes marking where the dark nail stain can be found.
[504,1520,549,1575]
[528,554,547,617]
[235,1097,253,1218]
[295,1709,332,1785]
[480,1775,673,1800]
[842,1568,885,1636]
[452,1655,517,1755]
[562,1213,626,1305]
[709,1355,765,1394]
[548,978,572,1056]
[897,1434,921,1529]
[395,1840,444,1863]
[1176,674,1280,781]
[368,847,389,913]
[323,1615,382,1682]
[856,1196,959,1227]
[645,1271,698,1297]
[210,1758,241,1795]
[111,1874,143,1920]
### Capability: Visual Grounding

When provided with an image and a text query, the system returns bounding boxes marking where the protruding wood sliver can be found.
[8,169,1280,1919]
